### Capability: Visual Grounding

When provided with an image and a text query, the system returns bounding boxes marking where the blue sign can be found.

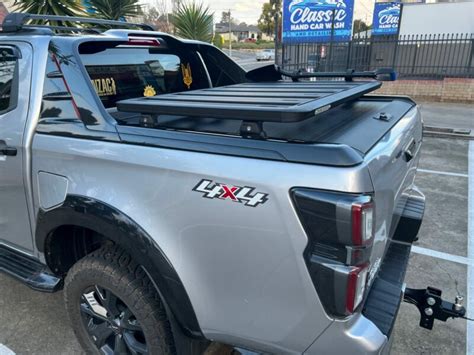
[372,2,401,36]
[282,0,354,43]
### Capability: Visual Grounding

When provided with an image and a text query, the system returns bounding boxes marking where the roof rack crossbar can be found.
[278,68,378,82]
[1,13,154,33]
[277,67,397,82]
[21,24,102,34]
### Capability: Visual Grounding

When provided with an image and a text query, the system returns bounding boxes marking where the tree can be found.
[353,19,370,34]
[220,11,237,25]
[13,0,85,17]
[258,0,281,37]
[88,0,143,20]
[172,2,213,42]
[144,6,172,32]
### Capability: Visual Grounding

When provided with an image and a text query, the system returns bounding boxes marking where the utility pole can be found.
[228,9,232,57]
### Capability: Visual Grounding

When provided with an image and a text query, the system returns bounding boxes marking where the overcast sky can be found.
[141,0,375,25]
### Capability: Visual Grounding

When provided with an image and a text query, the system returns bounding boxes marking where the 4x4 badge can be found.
[192,179,268,207]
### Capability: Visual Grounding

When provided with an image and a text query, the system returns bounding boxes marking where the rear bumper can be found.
[304,241,410,355]
[306,190,425,354]
[304,312,389,354]
[362,241,411,337]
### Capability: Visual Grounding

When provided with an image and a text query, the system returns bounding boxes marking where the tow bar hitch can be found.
[403,286,466,330]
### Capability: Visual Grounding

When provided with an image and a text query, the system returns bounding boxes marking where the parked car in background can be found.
[256,48,275,61]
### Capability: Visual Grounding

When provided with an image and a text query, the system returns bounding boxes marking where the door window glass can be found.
[0,48,18,112]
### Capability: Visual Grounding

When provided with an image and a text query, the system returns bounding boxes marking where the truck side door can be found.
[0,42,34,252]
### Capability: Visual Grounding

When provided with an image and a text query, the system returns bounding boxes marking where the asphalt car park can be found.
[0,102,473,354]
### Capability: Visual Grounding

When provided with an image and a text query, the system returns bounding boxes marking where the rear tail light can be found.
[291,188,375,317]
[352,201,375,245]
[346,264,369,313]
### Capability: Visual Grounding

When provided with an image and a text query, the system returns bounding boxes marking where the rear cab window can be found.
[74,39,247,133]
[78,41,210,110]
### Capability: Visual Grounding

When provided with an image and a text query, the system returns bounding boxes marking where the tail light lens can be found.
[352,202,375,245]
[291,188,375,317]
[346,264,369,313]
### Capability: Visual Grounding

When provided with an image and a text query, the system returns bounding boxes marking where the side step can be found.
[0,244,62,292]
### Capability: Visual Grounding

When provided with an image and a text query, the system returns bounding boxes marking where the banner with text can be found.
[372,2,401,36]
[282,0,354,43]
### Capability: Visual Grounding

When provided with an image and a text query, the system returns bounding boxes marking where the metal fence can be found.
[277,33,474,79]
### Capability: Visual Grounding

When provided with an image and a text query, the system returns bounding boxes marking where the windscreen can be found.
[80,45,206,108]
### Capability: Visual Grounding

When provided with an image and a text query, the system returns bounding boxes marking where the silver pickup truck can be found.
[0,13,466,355]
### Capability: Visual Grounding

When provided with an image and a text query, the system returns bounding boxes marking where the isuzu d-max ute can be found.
[0,13,466,355]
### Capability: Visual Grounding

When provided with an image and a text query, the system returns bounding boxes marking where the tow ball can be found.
[403,286,466,330]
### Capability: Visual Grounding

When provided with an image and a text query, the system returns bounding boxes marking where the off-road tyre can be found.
[64,244,176,354]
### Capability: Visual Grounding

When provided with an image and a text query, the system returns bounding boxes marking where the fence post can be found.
[392,35,400,71]
[345,39,352,70]
[389,4,403,72]
[468,34,474,77]
[411,34,419,74]
[368,35,374,72]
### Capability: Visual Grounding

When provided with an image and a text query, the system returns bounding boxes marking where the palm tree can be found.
[172,2,213,42]
[88,0,143,20]
[13,0,85,17]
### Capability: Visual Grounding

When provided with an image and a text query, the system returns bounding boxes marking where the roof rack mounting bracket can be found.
[240,121,267,140]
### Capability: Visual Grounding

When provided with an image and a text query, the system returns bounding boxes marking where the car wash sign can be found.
[372,2,401,36]
[282,0,354,43]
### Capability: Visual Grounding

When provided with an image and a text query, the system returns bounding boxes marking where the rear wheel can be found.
[64,245,175,355]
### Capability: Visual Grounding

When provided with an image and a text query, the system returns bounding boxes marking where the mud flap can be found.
[403,286,466,330]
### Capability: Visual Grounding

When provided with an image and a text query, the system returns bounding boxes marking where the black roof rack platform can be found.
[116,81,382,124]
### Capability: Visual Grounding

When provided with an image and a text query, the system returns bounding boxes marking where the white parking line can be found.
[418,168,468,178]
[411,246,474,266]
[467,141,473,355]
[0,344,15,355]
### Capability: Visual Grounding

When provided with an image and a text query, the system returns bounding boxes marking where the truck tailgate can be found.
[365,106,423,288]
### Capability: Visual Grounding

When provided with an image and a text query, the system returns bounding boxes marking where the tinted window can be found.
[80,46,199,109]
[41,54,79,120]
[0,48,18,112]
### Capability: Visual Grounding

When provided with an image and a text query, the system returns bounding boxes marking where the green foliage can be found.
[13,0,85,17]
[172,2,213,42]
[88,0,143,20]
[220,11,237,25]
[143,6,172,33]
[212,33,223,49]
[258,0,281,36]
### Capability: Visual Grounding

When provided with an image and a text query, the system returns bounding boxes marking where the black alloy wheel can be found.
[80,285,148,354]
